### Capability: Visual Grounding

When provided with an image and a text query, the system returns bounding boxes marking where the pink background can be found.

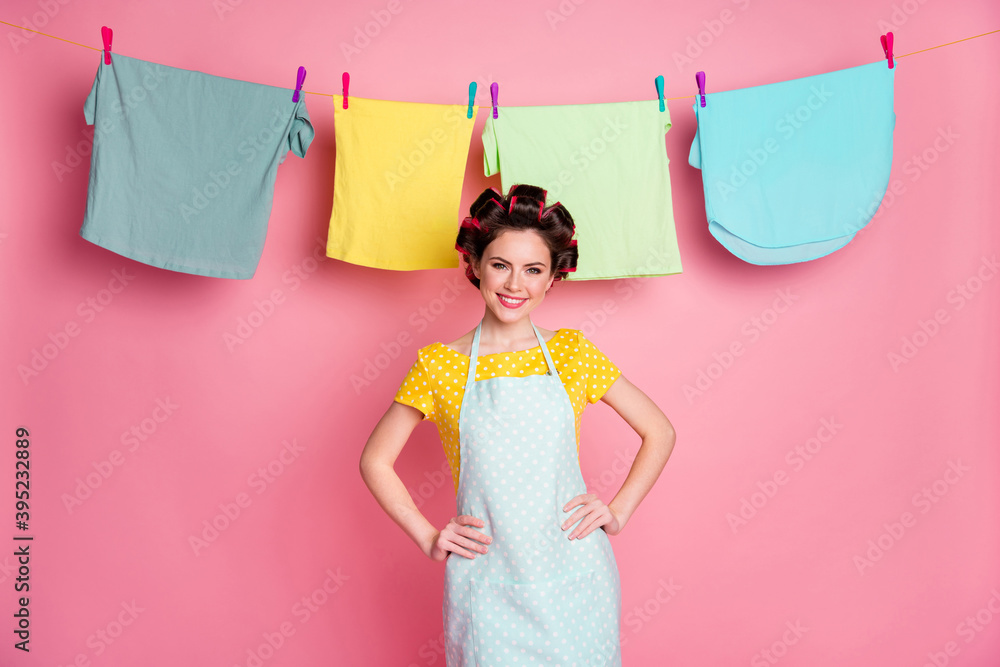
[3,0,999,665]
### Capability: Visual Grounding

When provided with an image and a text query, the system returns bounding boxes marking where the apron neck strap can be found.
[465,318,558,391]
[531,321,558,377]
[465,321,483,391]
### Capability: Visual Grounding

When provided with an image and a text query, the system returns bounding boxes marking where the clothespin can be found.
[655,75,665,112]
[467,82,477,119]
[880,32,894,69]
[342,72,350,109]
[695,71,706,108]
[101,26,112,65]
[292,66,306,103]
[490,82,499,119]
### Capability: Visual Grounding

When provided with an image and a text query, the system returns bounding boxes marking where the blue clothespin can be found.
[696,71,706,107]
[655,75,665,112]
[292,66,306,103]
[490,82,499,119]
[467,82,477,119]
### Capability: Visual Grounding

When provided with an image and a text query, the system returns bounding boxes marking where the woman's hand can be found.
[427,515,493,561]
[561,493,623,539]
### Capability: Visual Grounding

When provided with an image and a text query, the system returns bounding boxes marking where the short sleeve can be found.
[287,97,315,158]
[393,356,436,422]
[482,116,500,177]
[83,60,102,126]
[578,332,623,404]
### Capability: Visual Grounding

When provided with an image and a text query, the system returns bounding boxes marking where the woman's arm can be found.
[598,375,676,535]
[359,401,440,557]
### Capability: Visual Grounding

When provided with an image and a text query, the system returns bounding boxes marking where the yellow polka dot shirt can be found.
[393,328,622,494]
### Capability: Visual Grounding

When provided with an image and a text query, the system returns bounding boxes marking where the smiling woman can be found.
[359,184,676,666]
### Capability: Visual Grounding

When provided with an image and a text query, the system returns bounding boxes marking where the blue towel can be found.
[688,60,896,265]
[80,53,314,279]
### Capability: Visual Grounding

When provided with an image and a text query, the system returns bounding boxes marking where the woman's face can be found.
[472,229,556,324]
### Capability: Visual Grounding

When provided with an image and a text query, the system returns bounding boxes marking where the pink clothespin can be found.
[490,82,499,119]
[292,66,306,103]
[880,32,894,69]
[101,26,112,65]
[342,72,350,109]
[695,71,706,107]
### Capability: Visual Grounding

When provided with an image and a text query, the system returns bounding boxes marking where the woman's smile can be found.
[497,293,528,308]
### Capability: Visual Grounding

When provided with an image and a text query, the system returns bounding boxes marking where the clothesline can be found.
[2,19,997,103]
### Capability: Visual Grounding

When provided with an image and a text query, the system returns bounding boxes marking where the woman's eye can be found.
[492,262,507,270]
[528,268,540,274]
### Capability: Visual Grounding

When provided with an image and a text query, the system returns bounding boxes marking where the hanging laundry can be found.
[79,53,314,279]
[325,95,475,270]
[482,100,682,281]
[688,60,896,265]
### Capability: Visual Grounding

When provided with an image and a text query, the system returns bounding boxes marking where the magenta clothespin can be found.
[655,75,665,112]
[695,71,706,108]
[101,26,112,65]
[490,82,499,119]
[342,72,350,109]
[467,82,477,119]
[292,66,306,103]
[881,32,894,69]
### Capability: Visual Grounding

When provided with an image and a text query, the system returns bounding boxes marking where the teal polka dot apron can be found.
[443,318,622,666]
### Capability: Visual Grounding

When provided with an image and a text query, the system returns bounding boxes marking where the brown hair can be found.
[455,184,578,288]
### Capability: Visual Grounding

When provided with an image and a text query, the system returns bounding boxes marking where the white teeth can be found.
[498,294,525,305]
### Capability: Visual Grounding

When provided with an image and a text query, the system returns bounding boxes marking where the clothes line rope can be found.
[2,19,997,103]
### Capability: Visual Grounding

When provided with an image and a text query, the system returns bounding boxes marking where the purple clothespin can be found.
[101,26,112,65]
[490,82,498,119]
[342,72,350,109]
[881,32,894,69]
[696,71,706,108]
[292,66,306,103]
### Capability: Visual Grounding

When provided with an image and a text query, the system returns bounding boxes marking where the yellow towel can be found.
[326,95,475,270]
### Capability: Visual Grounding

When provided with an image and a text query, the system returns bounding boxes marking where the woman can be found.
[359,184,676,665]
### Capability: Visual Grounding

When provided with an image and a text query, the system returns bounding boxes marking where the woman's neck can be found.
[476,311,539,354]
